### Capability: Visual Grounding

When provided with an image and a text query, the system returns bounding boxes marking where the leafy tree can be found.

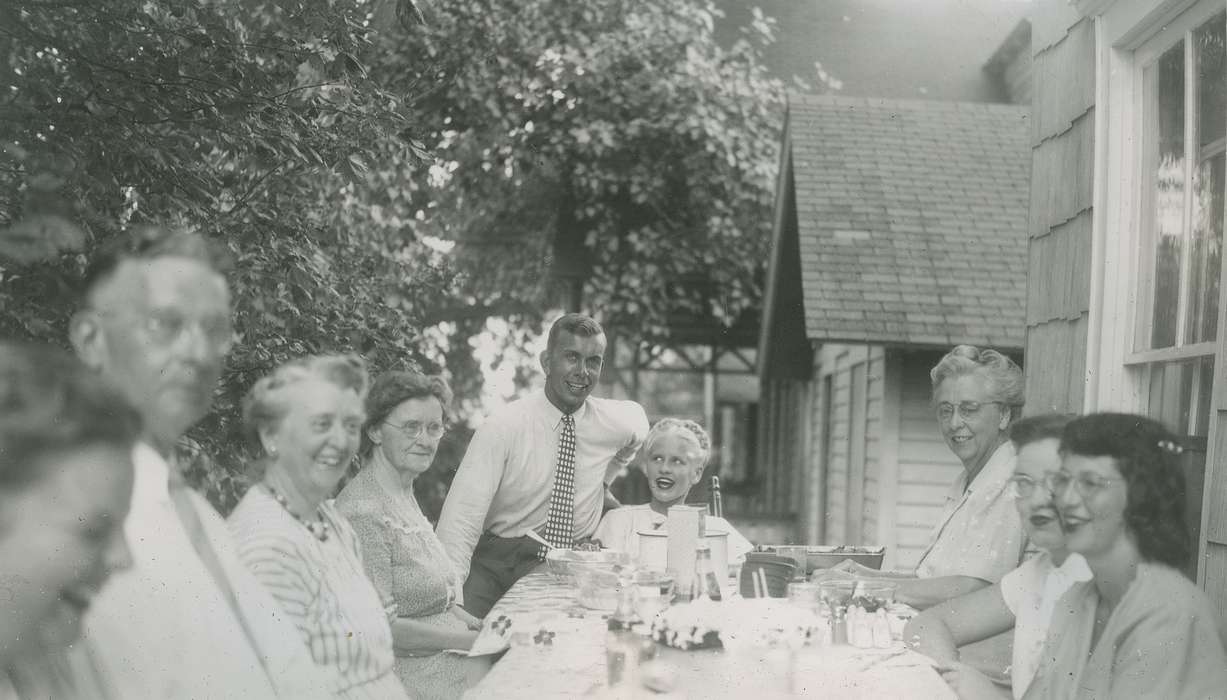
[384,0,788,347]
[0,0,448,512]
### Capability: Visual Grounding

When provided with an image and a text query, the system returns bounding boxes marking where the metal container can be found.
[639,528,730,583]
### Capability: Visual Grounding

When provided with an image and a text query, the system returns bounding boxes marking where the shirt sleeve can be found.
[605,402,651,485]
[436,418,506,593]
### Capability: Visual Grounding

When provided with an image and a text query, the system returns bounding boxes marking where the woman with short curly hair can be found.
[829,345,1028,618]
[228,354,408,700]
[1022,413,1227,699]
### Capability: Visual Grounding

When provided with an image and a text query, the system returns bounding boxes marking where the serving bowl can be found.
[544,548,631,583]
[803,545,886,573]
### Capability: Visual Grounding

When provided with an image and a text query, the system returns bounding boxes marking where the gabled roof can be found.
[766,94,1030,353]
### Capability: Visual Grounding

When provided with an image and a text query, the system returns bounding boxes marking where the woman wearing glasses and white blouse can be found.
[337,371,491,700]
[826,345,1028,611]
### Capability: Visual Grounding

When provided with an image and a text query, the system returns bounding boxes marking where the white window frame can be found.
[1086,0,1224,416]
[1085,0,1227,584]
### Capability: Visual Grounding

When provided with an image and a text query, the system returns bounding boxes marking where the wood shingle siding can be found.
[1024,1,1097,416]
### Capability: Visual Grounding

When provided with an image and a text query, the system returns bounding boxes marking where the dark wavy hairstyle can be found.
[360,371,453,458]
[0,341,142,491]
[1060,413,1189,569]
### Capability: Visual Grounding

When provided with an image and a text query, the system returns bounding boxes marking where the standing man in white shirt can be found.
[67,225,328,699]
[437,313,650,617]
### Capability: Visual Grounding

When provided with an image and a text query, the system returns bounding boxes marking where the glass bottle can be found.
[606,571,647,687]
[692,541,723,601]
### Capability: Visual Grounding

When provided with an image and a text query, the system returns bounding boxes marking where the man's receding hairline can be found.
[548,328,606,355]
[87,255,227,309]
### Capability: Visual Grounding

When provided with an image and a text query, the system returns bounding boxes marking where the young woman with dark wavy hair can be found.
[1022,413,1227,699]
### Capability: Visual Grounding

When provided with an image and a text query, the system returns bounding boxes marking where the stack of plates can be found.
[739,553,797,598]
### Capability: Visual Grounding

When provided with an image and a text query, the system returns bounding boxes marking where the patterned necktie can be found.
[541,413,577,555]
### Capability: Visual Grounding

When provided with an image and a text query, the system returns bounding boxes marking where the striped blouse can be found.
[228,486,408,700]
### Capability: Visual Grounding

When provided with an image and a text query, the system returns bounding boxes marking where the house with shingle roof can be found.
[757,94,1031,569]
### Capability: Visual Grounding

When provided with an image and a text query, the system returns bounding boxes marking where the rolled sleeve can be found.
[436,422,504,589]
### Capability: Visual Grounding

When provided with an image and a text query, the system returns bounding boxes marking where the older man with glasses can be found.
[66,225,328,699]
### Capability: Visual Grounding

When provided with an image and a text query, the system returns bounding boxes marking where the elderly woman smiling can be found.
[227,355,407,700]
[830,345,1027,610]
[336,371,489,700]
[0,343,139,698]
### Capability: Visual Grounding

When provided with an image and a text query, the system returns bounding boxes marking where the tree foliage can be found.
[385,0,788,342]
[0,0,450,511]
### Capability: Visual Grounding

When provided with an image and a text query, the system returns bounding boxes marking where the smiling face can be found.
[1013,438,1066,553]
[644,430,706,509]
[372,396,444,480]
[541,330,606,414]
[933,371,1010,473]
[74,257,231,452]
[264,378,365,499]
[1055,453,1129,560]
[0,444,134,659]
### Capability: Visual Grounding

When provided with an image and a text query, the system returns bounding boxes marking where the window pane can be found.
[1144,41,1187,350]
[1196,12,1227,150]
[1147,356,1215,437]
[1186,153,1223,343]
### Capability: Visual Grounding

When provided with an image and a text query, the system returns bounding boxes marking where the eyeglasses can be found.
[95,307,234,354]
[1007,474,1048,499]
[1044,471,1118,499]
[385,419,447,439]
[934,400,1004,422]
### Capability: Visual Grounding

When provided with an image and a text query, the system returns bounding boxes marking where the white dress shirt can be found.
[80,443,329,700]
[437,390,649,586]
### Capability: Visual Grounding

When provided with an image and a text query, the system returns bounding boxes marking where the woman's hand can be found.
[934,661,1009,700]
[451,605,483,631]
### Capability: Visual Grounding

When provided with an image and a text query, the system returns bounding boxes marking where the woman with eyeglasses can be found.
[228,355,408,700]
[904,414,1092,699]
[337,371,490,700]
[1021,413,1227,699]
[823,346,1027,612]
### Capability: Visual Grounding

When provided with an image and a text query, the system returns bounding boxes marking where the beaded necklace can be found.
[264,483,331,542]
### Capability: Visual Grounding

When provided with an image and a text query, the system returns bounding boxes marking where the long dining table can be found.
[462,569,958,699]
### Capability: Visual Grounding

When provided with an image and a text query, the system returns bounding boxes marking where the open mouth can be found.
[565,380,589,393]
[1061,515,1087,532]
[315,455,343,469]
[654,477,676,490]
[949,435,973,445]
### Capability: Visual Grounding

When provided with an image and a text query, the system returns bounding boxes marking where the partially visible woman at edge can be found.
[337,371,491,700]
[824,345,1028,610]
[904,414,1091,700]
[0,342,139,699]
[1021,413,1227,699]
[227,355,408,700]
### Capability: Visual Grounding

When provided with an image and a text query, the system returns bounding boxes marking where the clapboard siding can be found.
[895,352,963,570]
[1024,1,1096,417]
